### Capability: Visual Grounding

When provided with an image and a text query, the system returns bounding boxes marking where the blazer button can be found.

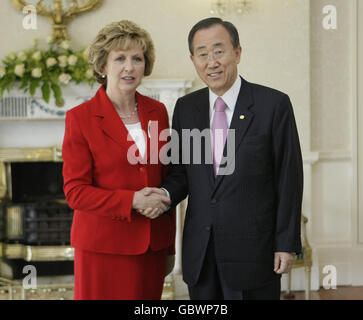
[205,226,211,232]
[211,198,217,204]
[139,167,145,173]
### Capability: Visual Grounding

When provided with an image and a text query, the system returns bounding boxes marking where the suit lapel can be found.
[213,78,255,192]
[92,86,154,164]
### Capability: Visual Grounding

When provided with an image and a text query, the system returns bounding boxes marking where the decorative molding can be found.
[0,84,96,121]
[3,244,74,262]
[290,150,352,165]
[302,151,319,165]
[0,163,6,198]
[316,150,352,162]
[0,146,61,162]
[0,80,193,121]
[139,79,193,117]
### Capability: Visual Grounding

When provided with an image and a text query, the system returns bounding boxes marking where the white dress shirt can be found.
[124,122,146,159]
[209,75,242,129]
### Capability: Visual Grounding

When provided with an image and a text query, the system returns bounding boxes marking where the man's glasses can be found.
[194,48,225,62]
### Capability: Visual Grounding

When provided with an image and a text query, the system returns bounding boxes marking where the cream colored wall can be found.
[0,0,311,151]
[310,0,363,287]
[311,0,354,151]
[1,0,361,289]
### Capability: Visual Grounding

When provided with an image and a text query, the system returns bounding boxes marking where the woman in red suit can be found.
[62,20,176,300]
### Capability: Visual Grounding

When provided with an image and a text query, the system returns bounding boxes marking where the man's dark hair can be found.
[188,17,240,55]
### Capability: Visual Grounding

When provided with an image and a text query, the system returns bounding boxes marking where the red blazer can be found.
[62,85,176,256]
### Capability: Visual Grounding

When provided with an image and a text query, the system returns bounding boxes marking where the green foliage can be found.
[0,39,95,104]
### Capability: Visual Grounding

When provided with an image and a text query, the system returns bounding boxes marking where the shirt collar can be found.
[209,76,242,112]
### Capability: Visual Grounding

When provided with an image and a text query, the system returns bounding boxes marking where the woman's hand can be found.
[132,187,170,219]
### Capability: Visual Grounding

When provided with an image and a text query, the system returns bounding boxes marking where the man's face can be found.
[190,24,242,96]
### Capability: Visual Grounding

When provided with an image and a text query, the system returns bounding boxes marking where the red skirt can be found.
[74,247,168,300]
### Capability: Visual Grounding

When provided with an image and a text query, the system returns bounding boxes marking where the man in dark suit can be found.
[142,17,303,300]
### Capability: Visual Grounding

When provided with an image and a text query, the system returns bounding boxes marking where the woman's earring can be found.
[101,74,106,78]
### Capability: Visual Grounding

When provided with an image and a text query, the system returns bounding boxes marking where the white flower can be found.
[46,57,57,68]
[32,51,41,61]
[58,55,68,67]
[60,40,70,50]
[17,51,27,61]
[14,64,25,77]
[83,46,90,60]
[59,73,71,84]
[0,67,6,78]
[85,69,93,79]
[67,55,78,66]
[46,36,54,44]
[31,68,42,78]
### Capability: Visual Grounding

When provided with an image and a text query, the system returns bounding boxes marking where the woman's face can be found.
[103,44,145,94]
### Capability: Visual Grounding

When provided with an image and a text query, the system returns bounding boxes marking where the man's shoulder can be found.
[178,79,288,101]
[246,80,288,102]
[178,87,208,105]
[245,80,293,116]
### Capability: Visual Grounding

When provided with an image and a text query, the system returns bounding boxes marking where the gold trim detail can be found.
[6,206,23,239]
[0,278,175,300]
[12,0,103,43]
[161,279,174,300]
[0,147,63,163]
[0,162,6,198]
[0,277,75,300]
[4,244,74,261]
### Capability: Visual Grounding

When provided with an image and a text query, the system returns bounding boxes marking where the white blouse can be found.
[124,122,146,159]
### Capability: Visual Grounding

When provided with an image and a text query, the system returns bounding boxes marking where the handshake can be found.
[132,187,171,219]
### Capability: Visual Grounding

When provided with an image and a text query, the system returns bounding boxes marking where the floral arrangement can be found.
[0,38,95,106]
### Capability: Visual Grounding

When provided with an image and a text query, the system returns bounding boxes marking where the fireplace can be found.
[0,148,75,281]
[6,161,72,246]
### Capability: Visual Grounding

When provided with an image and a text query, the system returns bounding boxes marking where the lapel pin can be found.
[240,115,245,120]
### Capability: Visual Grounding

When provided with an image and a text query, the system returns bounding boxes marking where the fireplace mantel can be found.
[0,79,193,121]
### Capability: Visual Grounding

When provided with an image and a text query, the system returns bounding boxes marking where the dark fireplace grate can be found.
[5,201,73,246]
[23,202,73,246]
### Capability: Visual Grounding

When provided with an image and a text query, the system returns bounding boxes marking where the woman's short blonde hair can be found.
[88,20,155,85]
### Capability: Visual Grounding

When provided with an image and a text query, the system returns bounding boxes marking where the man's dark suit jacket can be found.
[162,76,303,291]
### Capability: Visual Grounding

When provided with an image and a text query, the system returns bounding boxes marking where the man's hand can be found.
[165,255,175,277]
[132,187,170,219]
[136,188,170,219]
[274,252,296,274]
